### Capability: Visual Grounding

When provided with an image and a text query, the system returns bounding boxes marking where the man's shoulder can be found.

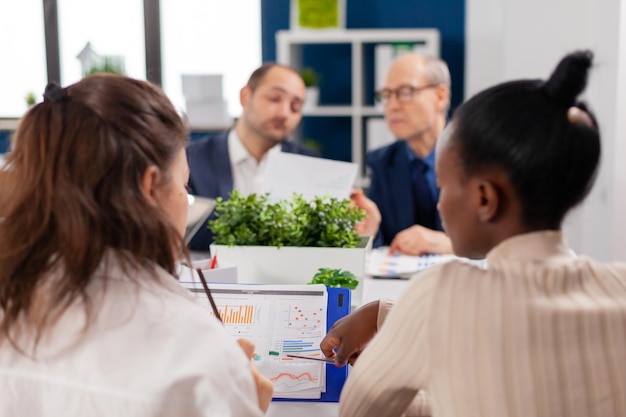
[366,140,404,165]
[186,132,230,161]
[186,131,229,152]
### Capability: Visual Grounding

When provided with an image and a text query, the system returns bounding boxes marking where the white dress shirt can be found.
[0,253,263,417]
[228,129,281,197]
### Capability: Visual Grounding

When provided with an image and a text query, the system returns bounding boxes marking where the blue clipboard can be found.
[274,286,350,403]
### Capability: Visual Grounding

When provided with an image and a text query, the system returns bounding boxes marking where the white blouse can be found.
[339,231,626,417]
[0,254,263,417]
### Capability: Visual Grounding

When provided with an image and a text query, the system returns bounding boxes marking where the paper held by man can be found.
[261,152,358,202]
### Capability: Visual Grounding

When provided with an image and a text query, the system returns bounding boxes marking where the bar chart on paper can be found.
[282,339,317,353]
[210,304,255,325]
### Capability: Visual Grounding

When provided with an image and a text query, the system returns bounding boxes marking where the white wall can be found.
[607,2,626,261]
[466,0,626,261]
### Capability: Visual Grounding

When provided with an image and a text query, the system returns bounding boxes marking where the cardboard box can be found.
[177,261,237,311]
[210,236,371,305]
[181,74,224,100]
[178,260,238,284]
[185,99,232,128]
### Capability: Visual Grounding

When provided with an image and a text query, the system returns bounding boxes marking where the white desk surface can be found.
[268,401,339,417]
[361,274,410,305]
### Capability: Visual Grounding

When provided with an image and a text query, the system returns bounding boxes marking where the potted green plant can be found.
[300,67,321,109]
[309,268,359,290]
[86,56,126,76]
[210,191,364,248]
[24,92,36,108]
[300,67,320,87]
[209,191,371,303]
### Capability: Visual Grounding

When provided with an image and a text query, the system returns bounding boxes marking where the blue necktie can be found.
[412,159,437,230]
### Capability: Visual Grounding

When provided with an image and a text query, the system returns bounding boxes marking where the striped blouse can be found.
[339,231,626,417]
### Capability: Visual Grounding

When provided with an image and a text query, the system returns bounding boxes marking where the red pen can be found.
[209,252,218,269]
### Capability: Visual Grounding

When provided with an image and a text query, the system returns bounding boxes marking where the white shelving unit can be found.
[276,28,440,176]
[0,119,20,130]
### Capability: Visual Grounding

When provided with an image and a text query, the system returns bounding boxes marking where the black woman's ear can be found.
[476,180,501,223]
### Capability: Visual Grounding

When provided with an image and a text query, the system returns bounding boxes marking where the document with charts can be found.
[366,247,486,277]
[180,282,329,399]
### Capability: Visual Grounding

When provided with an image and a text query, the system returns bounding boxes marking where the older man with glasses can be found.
[358,53,452,255]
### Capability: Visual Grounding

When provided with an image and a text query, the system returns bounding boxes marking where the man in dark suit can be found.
[364,54,452,255]
[187,63,318,250]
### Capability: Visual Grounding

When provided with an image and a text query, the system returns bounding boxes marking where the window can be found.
[0,1,261,122]
[160,0,261,119]
[57,0,146,85]
[0,1,47,117]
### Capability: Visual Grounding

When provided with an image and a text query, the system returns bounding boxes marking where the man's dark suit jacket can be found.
[186,131,319,250]
[367,140,442,248]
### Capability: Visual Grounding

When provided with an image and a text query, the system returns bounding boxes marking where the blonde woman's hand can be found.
[237,338,273,413]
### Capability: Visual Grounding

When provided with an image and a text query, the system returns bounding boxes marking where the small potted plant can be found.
[300,67,321,109]
[86,56,126,76]
[24,92,36,109]
[309,268,359,290]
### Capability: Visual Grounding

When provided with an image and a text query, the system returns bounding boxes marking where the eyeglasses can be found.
[375,84,437,105]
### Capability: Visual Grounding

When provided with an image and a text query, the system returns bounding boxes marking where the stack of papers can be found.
[366,247,484,278]
[179,281,329,400]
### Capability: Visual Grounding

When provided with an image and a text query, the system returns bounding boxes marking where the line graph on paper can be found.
[270,371,320,389]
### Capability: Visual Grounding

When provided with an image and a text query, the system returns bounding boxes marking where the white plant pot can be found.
[303,86,320,110]
[210,236,372,306]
